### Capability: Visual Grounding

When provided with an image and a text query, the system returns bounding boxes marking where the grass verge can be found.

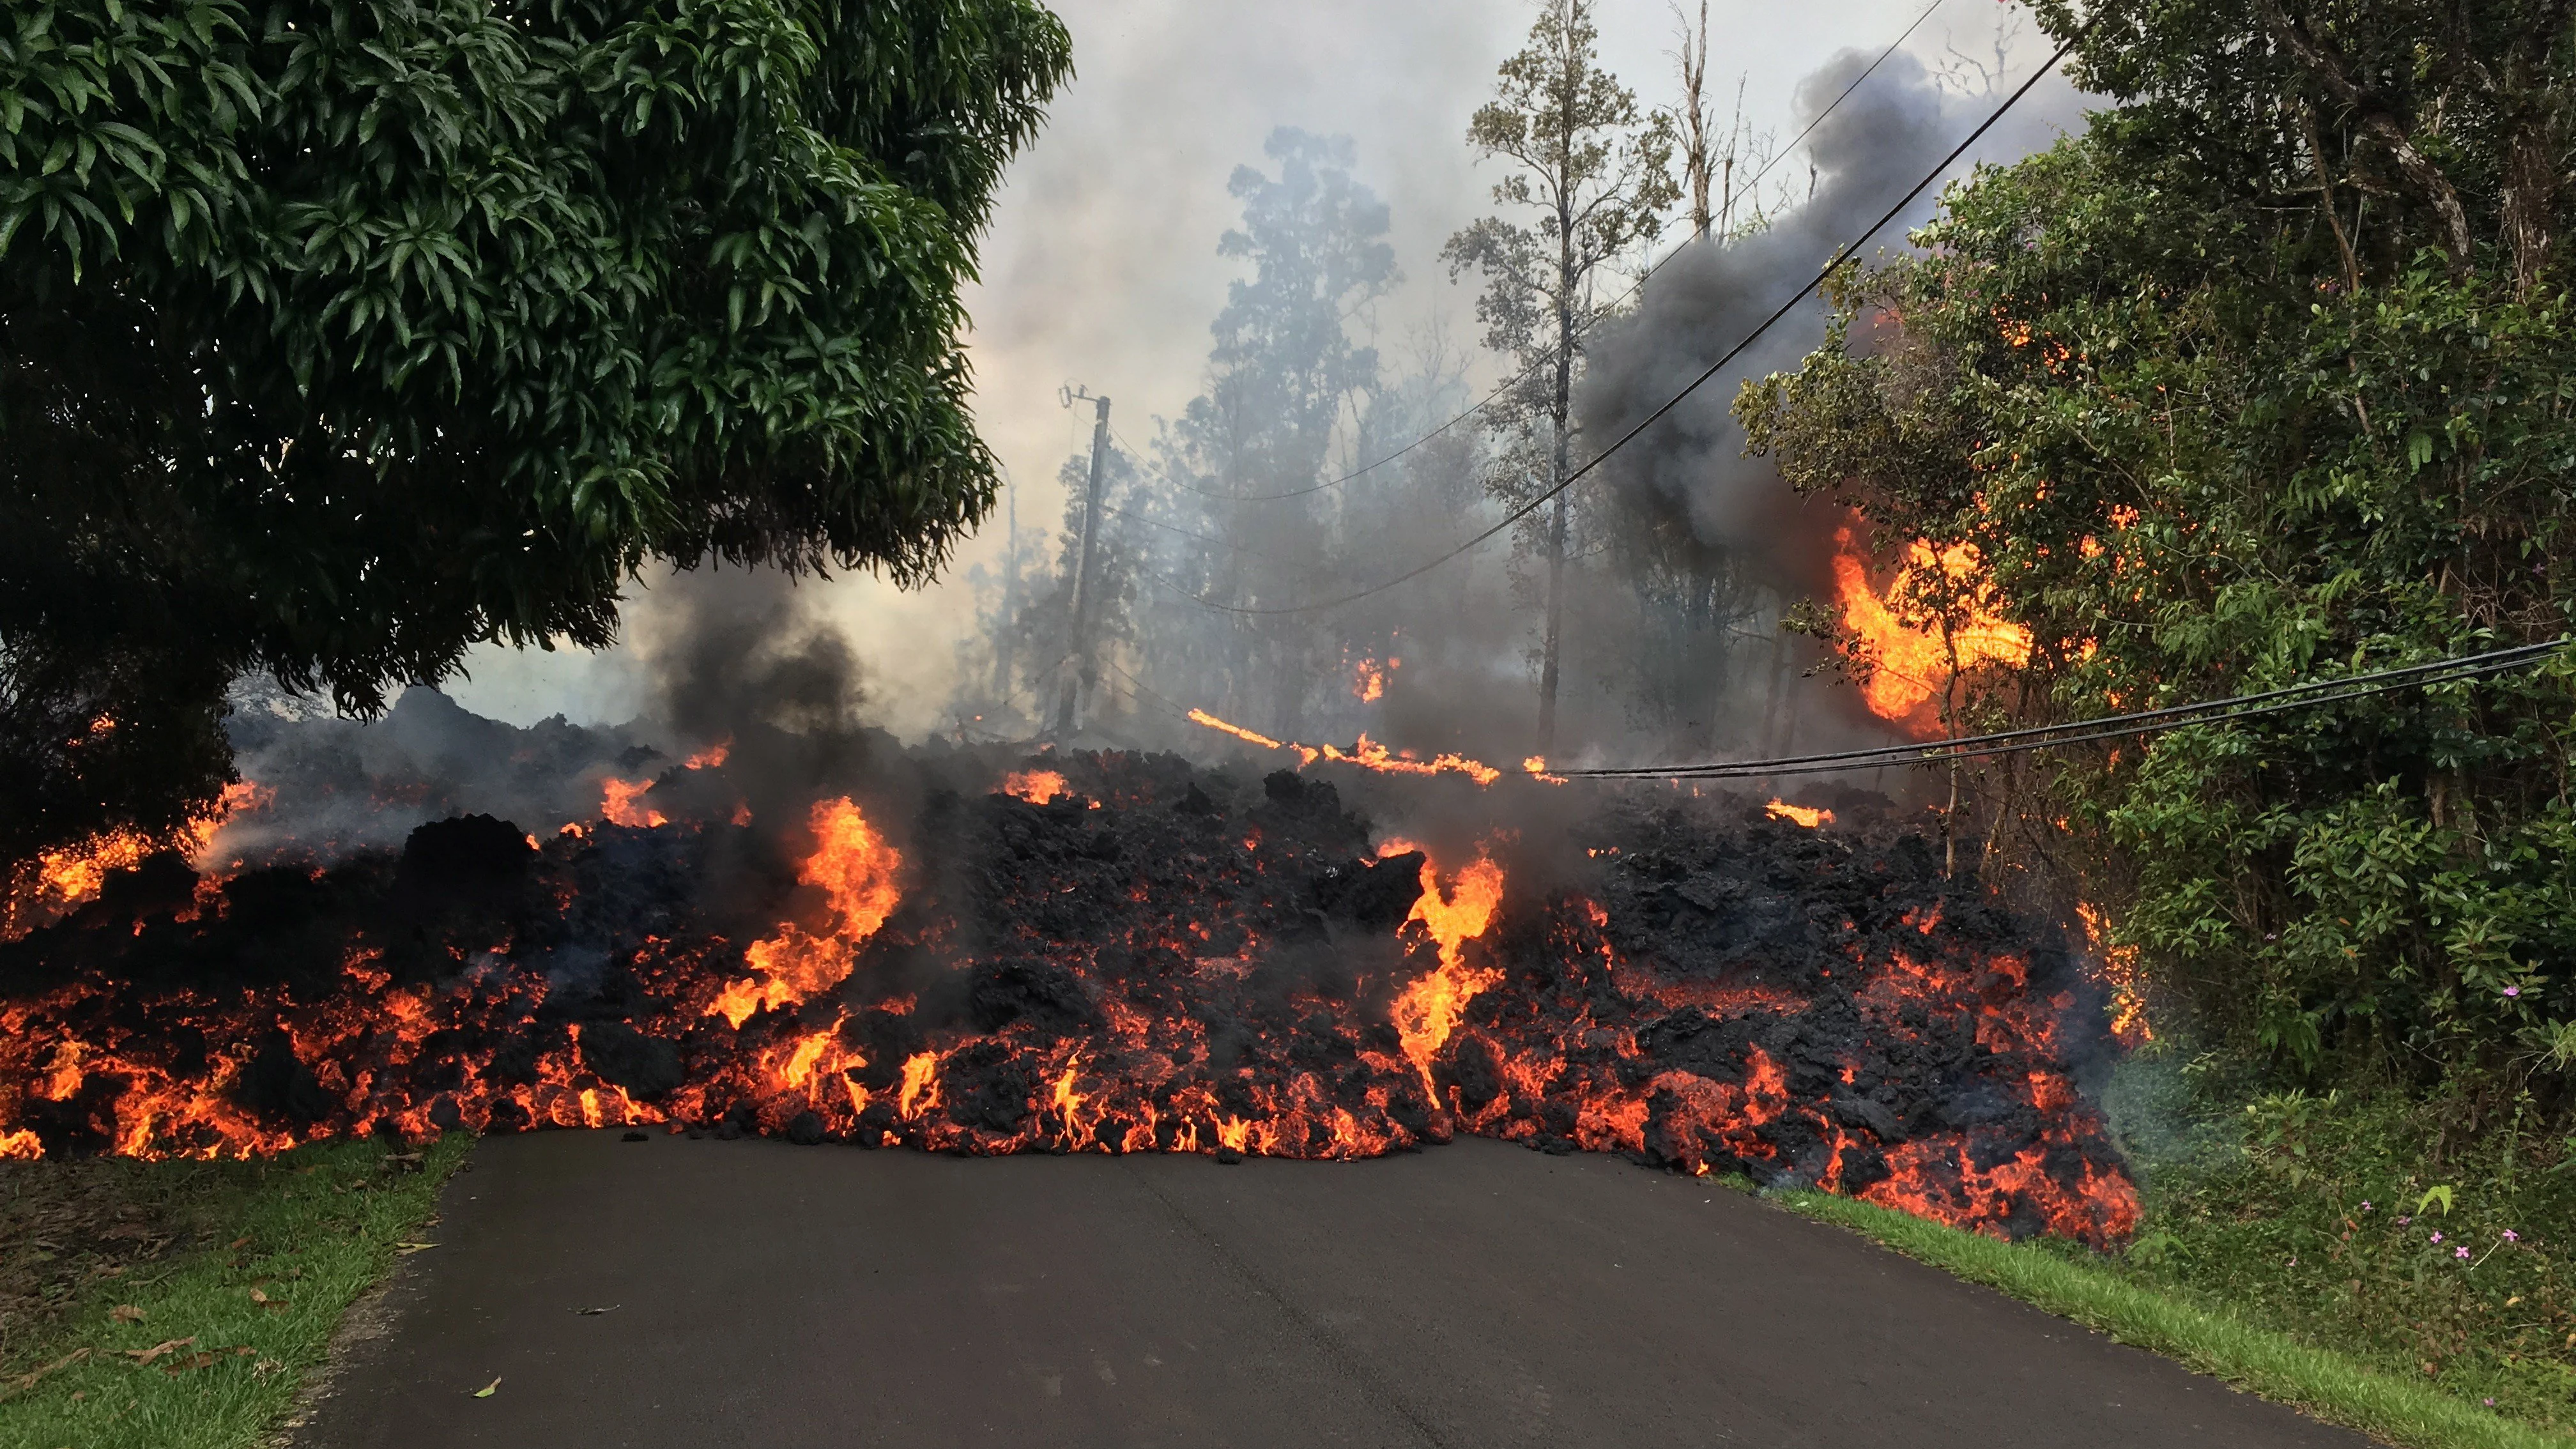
[0,1134,470,1449]
[1779,1185,2573,1449]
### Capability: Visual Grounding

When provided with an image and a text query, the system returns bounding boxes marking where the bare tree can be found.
[1445,0,1676,755]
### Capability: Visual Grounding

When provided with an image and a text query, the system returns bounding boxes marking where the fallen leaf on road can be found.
[472,1377,502,1399]
[394,1242,438,1255]
[109,1305,145,1324]
[574,1305,620,1316]
[123,1338,195,1367]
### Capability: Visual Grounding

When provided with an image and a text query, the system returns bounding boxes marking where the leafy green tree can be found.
[1742,0,2576,1103]
[0,0,1070,870]
[1444,0,1676,755]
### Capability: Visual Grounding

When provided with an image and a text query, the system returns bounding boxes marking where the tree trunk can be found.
[1537,231,1575,756]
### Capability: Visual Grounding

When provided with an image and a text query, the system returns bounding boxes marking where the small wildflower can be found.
[2505,1230,2520,1243]
[2431,1231,2444,1244]
[2457,1246,2472,1260]
[2398,1216,2412,1226]
[2506,986,2522,998]
[2486,1398,2498,1407]
[2360,1201,2373,1211]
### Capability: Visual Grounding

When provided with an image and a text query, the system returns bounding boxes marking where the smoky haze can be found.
[410,2,2084,785]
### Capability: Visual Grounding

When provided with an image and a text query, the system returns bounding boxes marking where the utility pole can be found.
[1053,385,1112,738]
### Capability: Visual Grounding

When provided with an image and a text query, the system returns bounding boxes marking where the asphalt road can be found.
[298,1131,2372,1448]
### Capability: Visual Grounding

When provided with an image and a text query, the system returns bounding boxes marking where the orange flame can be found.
[1765,801,1832,828]
[1352,657,1391,703]
[2076,902,2152,1049]
[708,798,904,1029]
[600,776,668,829]
[1386,842,1507,1098]
[1002,769,1070,805]
[1830,525,2031,735]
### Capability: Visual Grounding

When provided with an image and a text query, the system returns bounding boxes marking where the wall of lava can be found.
[0,743,2138,1248]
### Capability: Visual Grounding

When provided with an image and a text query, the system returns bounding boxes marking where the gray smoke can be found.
[1580,48,2083,596]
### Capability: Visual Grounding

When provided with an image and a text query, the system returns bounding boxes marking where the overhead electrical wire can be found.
[1162,0,1958,507]
[1548,640,2568,781]
[1162,23,2082,617]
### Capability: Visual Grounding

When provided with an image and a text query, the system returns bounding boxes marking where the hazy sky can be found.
[445,0,2066,736]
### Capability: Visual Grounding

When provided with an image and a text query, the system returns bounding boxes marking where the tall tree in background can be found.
[1149,129,1396,733]
[0,0,1070,873]
[1445,0,1676,753]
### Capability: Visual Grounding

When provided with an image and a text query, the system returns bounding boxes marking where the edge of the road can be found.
[1774,1185,2572,1449]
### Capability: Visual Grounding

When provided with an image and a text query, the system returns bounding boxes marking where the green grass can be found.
[0,1135,470,1449]
[1779,1186,2572,1449]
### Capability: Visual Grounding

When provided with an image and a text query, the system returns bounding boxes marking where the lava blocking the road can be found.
[0,742,2138,1246]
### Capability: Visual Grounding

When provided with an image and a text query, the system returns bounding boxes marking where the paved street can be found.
[300,1131,2371,1448]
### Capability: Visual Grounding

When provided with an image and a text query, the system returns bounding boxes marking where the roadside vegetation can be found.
[0,1137,468,1449]
[1735,1,2576,1438]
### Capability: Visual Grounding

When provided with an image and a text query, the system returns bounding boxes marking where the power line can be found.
[1552,640,2568,780]
[1170,24,2082,618]
[1167,0,1958,507]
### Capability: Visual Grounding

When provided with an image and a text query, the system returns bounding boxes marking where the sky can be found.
[443,0,2071,737]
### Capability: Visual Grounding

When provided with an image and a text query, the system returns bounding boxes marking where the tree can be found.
[1147,128,1396,733]
[1742,0,2576,1099]
[0,0,1071,870]
[1445,0,1675,754]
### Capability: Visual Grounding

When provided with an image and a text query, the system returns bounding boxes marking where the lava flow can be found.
[0,733,2140,1246]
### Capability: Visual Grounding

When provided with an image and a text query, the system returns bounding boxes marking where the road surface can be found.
[298,1131,2370,1448]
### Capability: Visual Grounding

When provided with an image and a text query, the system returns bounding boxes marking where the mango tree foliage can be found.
[1741,1,2576,1095]
[0,0,1070,864]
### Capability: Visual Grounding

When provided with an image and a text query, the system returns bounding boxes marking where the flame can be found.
[1766,801,1832,828]
[599,740,734,828]
[708,798,903,1029]
[600,776,668,829]
[5,781,272,938]
[1002,769,1070,805]
[1388,843,1507,1098]
[2076,902,2153,1048]
[1352,657,1390,703]
[1830,525,2031,735]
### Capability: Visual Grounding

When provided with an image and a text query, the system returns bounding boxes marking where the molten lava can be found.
[1002,769,1070,805]
[0,744,2140,1249]
[1384,842,1507,1096]
[709,797,905,1029]
[1830,524,2032,735]
[1765,801,1832,828]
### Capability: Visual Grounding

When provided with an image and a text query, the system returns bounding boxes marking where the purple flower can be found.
[2505,1230,2520,1243]
[2457,1246,2472,1260]
[2487,1398,2498,1407]
[2506,986,2522,998]
[2360,1201,2373,1211]
[2398,1216,2412,1225]
[2431,1231,2444,1244]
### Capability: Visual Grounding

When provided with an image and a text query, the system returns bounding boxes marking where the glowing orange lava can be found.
[1830,524,2031,735]
[707,798,904,1029]
[1766,801,1832,828]
[1002,769,1070,805]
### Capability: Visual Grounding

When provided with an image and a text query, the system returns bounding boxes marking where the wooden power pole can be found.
[1053,387,1112,738]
